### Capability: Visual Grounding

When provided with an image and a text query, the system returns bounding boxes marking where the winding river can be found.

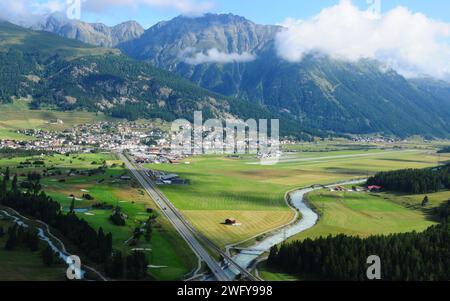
[224,179,366,278]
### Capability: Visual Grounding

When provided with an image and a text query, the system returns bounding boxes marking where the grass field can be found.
[291,190,439,241]
[0,152,196,280]
[146,147,450,247]
[256,262,301,281]
[0,100,117,140]
[0,219,66,281]
[258,187,450,281]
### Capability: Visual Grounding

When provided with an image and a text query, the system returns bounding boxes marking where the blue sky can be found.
[2,0,448,79]
[77,0,450,28]
[6,1,449,28]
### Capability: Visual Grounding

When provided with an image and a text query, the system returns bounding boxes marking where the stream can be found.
[223,179,366,278]
[0,209,85,279]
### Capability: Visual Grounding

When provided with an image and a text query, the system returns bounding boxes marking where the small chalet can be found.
[225,218,237,225]
[368,185,382,192]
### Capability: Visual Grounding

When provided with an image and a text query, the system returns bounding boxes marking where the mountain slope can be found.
[119,14,280,66]
[32,13,144,48]
[411,78,450,104]
[119,14,450,138]
[0,21,290,132]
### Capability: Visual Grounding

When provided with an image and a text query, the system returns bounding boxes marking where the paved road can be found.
[118,152,231,281]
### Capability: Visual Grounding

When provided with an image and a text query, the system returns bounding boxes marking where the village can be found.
[0,121,178,160]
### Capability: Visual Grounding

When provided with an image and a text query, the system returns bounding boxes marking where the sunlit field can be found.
[0,153,196,280]
[0,100,117,140]
[146,147,450,246]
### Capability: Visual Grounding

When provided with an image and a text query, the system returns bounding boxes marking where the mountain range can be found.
[0,21,294,134]
[32,13,144,48]
[3,13,450,138]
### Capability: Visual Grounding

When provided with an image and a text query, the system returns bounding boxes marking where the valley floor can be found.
[0,152,196,281]
[256,187,450,281]
[146,146,450,247]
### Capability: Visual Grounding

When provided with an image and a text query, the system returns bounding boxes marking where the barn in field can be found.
[225,218,237,225]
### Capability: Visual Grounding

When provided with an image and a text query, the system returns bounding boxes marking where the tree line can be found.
[3,223,40,252]
[437,146,450,154]
[267,200,450,281]
[0,171,149,279]
[367,164,450,194]
[0,172,112,264]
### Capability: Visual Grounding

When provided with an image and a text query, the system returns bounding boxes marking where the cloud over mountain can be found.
[0,0,64,25]
[275,0,450,79]
[182,48,256,65]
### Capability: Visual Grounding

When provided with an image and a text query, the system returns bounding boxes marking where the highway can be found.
[118,152,232,281]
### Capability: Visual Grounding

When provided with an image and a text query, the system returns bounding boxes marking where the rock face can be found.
[32,13,144,47]
[119,13,281,67]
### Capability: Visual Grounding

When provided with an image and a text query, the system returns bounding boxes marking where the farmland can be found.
[0,100,116,140]
[290,190,439,241]
[1,135,450,279]
[146,146,450,247]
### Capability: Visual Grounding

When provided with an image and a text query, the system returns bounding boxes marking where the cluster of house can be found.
[352,136,397,143]
[130,148,188,165]
[0,138,84,154]
[0,121,170,154]
[0,140,24,149]
[330,185,382,193]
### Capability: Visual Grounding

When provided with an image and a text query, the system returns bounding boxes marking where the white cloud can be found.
[83,0,214,17]
[0,0,63,25]
[182,48,256,65]
[0,0,214,25]
[275,0,450,79]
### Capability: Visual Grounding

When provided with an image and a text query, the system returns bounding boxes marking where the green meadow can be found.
[292,190,439,241]
[256,262,301,282]
[0,100,117,140]
[146,147,450,247]
[258,186,450,281]
[0,152,196,280]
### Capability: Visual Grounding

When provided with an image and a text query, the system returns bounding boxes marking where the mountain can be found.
[5,13,450,139]
[118,13,450,138]
[411,78,450,104]
[32,13,144,48]
[119,14,280,67]
[0,21,295,134]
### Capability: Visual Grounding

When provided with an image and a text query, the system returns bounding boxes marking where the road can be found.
[118,152,232,281]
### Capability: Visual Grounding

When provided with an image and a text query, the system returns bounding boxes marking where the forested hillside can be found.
[119,14,450,138]
[0,21,307,138]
